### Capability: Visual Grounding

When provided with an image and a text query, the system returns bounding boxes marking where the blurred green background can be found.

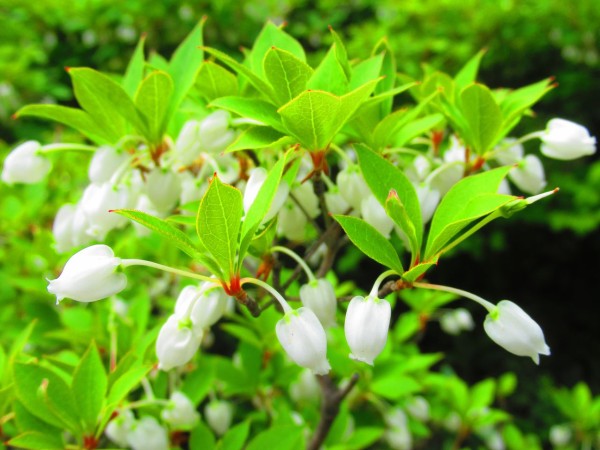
[1,0,599,442]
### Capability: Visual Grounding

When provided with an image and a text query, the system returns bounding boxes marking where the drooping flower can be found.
[52,203,92,253]
[161,391,199,429]
[299,279,338,328]
[126,416,169,450]
[47,245,127,303]
[439,308,475,336]
[174,119,203,166]
[1,140,51,184]
[540,118,596,160]
[337,165,370,212]
[105,409,135,447]
[204,400,234,436]
[483,300,550,364]
[508,155,546,194]
[344,295,391,365]
[175,283,229,331]
[145,168,182,213]
[80,182,132,239]
[276,307,331,375]
[198,110,236,154]
[384,408,412,450]
[88,146,129,183]
[155,314,203,371]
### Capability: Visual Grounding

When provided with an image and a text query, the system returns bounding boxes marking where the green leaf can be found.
[372,38,396,116]
[196,61,238,102]
[401,263,436,283]
[461,83,502,155]
[122,34,147,97]
[329,27,351,79]
[203,47,276,103]
[371,374,421,400]
[392,113,444,148]
[217,420,250,450]
[71,342,107,433]
[469,378,496,410]
[263,47,314,105]
[197,175,244,280]
[349,54,383,90]
[210,96,286,133]
[425,167,514,259]
[135,71,173,145]
[226,127,293,152]
[385,190,418,259]
[13,401,62,438]
[246,425,304,450]
[69,67,149,138]
[307,44,349,95]
[167,18,205,117]
[13,363,80,432]
[355,144,423,247]
[7,431,64,450]
[454,49,486,90]
[333,215,403,274]
[190,420,217,450]
[330,427,384,450]
[238,154,288,264]
[249,22,306,78]
[15,105,114,144]
[498,78,554,137]
[278,80,379,151]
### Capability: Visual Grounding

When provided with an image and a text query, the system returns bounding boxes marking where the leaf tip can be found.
[387,189,399,200]
[65,66,71,72]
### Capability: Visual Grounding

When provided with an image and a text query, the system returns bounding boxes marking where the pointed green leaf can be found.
[401,263,436,283]
[392,113,444,148]
[167,18,205,116]
[249,22,306,78]
[246,425,305,450]
[13,400,62,438]
[454,49,486,90]
[203,47,276,103]
[135,71,173,144]
[461,83,502,155]
[333,215,403,274]
[349,53,383,90]
[69,67,149,138]
[7,431,64,450]
[385,190,418,259]
[71,343,107,433]
[329,27,351,79]
[210,96,286,133]
[197,175,244,280]
[219,420,251,450]
[278,80,379,151]
[499,78,554,137]
[425,167,514,259]
[15,104,115,144]
[225,126,293,152]
[122,35,147,97]
[372,38,396,116]
[263,47,314,105]
[196,61,238,102]
[238,154,288,264]
[355,144,423,247]
[306,44,348,95]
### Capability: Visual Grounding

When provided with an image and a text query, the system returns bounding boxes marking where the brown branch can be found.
[307,373,360,450]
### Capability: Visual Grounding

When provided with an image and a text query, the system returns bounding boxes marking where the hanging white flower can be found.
[161,391,199,429]
[126,416,169,450]
[299,278,338,328]
[88,146,129,183]
[156,314,203,371]
[508,155,546,194]
[540,118,596,160]
[145,168,182,213]
[204,400,234,436]
[344,295,391,365]
[1,140,51,184]
[198,110,236,154]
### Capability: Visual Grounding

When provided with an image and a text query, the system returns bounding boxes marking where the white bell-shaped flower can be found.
[81,182,131,239]
[175,284,229,331]
[156,314,203,371]
[405,154,431,183]
[278,201,308,242]
[508,155,546,194]
[52,203,92,253]
[1,140,51,184]
[276,307,331,375]
[299,278,337,328]
[344,295,391,365]
[325,187,350,215]
[198,110,236,154]
[384,408,412,450]
[243,167,289,223]
[291,181,320,219]
[405,396,430,422]
[361,195,394,238]
[146,168,182,213]
[204,400,234,436]
[88,146,129,183]
[47,245,126,303]
[540,118,596,160]
[175,119,203,166]
[493,139,524,166]
[337,165,370,212]
[126,416,169,450]
[415,183,440,224]
[161,391,199,429]
[483,300,550,364]
[289,369,321,404]
[439,308,475,336]
[105,409,135,447]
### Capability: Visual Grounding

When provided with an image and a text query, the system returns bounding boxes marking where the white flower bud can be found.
[276,307,331,375]
[161,391,199,429]
[278,201,308,242]
[47,245,126,303]
[243,167,289,223]
[508,155,546,194]
[199,110,236,154]
[540,118,596,160]
[344,295,391,365]
[440,308,475,336]
[299,279,337,328]
[146,168,182,213]
[361,195,394,238]
[81,182,131,239]
[53,203,92,253]
[105,409,135,447]
[175,284,229,331]
[204,400,233,436]
[324,188,350,215]
[156,314,202,371]
[429,161,463,196]
[88,146,129,183]
[384,408,412,450]
[175,120,203,166]
[405,396,430,422]
[549,424,572,447]
[405,155,431,183]
[483,300,550,364]
[1,140,51,184]
[289,369,321,404]
[291,181,320,219]
[337,165,370,212]
[493,139,524,166]
[443,412,462,432]
[126,416,169,450]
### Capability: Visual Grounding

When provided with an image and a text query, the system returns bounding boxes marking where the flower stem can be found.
[413,282,495,312]
[369,269,399,297]
[240,277,292,314]
[271,245,316,283]
[121,259,218,284]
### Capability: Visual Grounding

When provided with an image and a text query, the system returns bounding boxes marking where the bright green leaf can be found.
[249,22,306,78]
[461,83,502,155]
[246,425,304,450]
[190,420,217,450]
[122,35,147,97]
[71,342,107,433]
[306,44,349,95]
[135,71,173,145]
[218,420,251,450]
[226,126,293,152]
[385,189,418,258]
[454,49,486,90]
[7,431,64,450]
[196,61,238,102]
[210,96,286,133]
[263,47,314,105]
